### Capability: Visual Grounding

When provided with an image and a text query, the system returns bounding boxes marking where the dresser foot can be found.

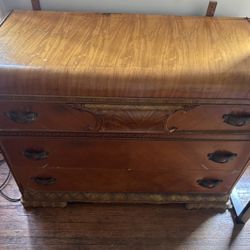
[21,199,68,208]
[185,201,230,210]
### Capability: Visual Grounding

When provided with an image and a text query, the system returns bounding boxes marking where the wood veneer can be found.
[0,11,249,98]
[0,11,249,208]
[1,102,250,133]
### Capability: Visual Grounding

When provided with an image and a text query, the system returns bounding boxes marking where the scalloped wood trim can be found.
[22,190,230,209]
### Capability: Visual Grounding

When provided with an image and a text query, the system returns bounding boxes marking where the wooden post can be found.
[206,1,217,17]
[31,0,41,10]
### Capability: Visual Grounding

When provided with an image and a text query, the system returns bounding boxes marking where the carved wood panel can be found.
[67,103,198,133]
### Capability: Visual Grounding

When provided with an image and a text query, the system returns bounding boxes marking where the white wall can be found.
[2,0,250,17]
[0,0,7,19]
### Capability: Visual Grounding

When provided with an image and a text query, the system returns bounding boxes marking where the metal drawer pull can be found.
[223,113,250,127]
[197,178,222,189]
[24,148,49,160]
[208,151,237,164]
[32,176,56,185]
[5,111,38,124]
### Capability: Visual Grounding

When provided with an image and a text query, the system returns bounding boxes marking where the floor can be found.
[0,156,249,250]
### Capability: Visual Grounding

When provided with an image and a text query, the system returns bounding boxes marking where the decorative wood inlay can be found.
[67,103,199,133]
[22,190,230,208]
[0,130,250,141]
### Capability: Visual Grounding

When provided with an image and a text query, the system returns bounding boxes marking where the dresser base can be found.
[21,190,230,209]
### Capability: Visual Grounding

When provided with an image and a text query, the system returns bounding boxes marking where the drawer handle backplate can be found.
[24,148,49,161]
[32,176,56,185]
[223,113,250,127]
[5,111,38,124]
[197,178,222,189]
[208,151,237,164]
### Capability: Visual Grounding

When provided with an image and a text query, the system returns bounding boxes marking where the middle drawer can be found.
[2,138,249,173]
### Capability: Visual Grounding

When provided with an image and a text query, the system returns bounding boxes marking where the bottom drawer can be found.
[11,165,246,194]
[1,137,249,194]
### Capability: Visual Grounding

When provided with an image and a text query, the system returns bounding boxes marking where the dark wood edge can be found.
[1,131,250,141]
[0,10,13,27]
[0,95,250,105]
[206,1,218,17]
[31,0,41,10]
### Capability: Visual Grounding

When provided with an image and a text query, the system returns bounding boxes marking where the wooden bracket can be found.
[206,1,217,17]
[31,0,41,10]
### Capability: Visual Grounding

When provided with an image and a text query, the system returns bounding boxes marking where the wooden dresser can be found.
[0,11,250,208]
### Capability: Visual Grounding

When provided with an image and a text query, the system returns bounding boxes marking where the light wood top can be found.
[0,11,249,98]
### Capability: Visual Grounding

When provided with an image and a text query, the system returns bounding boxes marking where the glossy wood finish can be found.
[1,138,249,195]
[0,102,98,132]
[0,11,249,207]
[0,11,250,98]
[167,105,250,132]
[1,102,250,133]
[1,138,249,173]
[9,164,243,194]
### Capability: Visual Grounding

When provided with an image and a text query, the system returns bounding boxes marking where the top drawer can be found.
[0,101,250,133]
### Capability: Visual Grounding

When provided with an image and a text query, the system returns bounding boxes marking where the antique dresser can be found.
[0,11,249,208]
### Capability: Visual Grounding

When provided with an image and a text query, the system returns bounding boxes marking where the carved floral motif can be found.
[67,103,199,133]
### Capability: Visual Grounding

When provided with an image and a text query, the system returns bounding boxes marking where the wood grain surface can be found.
[1,138,249,194]
[1,101,250,133]
[0,11,249,98]
[0,158,250,249]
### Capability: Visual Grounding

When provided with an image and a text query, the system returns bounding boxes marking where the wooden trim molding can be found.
[31,0,41,10]
[21,190,230,209]
[0,95,250,105]
[1,131,250,140]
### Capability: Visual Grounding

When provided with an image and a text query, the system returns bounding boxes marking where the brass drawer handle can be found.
[197,178,222,189]
[24,148,49,161]
[32,176,56,185]
[223,113,250,127]
[208,151,237,164]
[5,111,38,124]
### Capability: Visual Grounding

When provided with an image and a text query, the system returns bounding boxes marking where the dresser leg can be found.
[21,199,68,208]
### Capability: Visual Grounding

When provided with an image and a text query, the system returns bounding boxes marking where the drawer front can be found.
[1,102,250,133]
[10,166,243,193]
[1,138,249,193]
[0,102,99,132]
[1,138,249,172]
